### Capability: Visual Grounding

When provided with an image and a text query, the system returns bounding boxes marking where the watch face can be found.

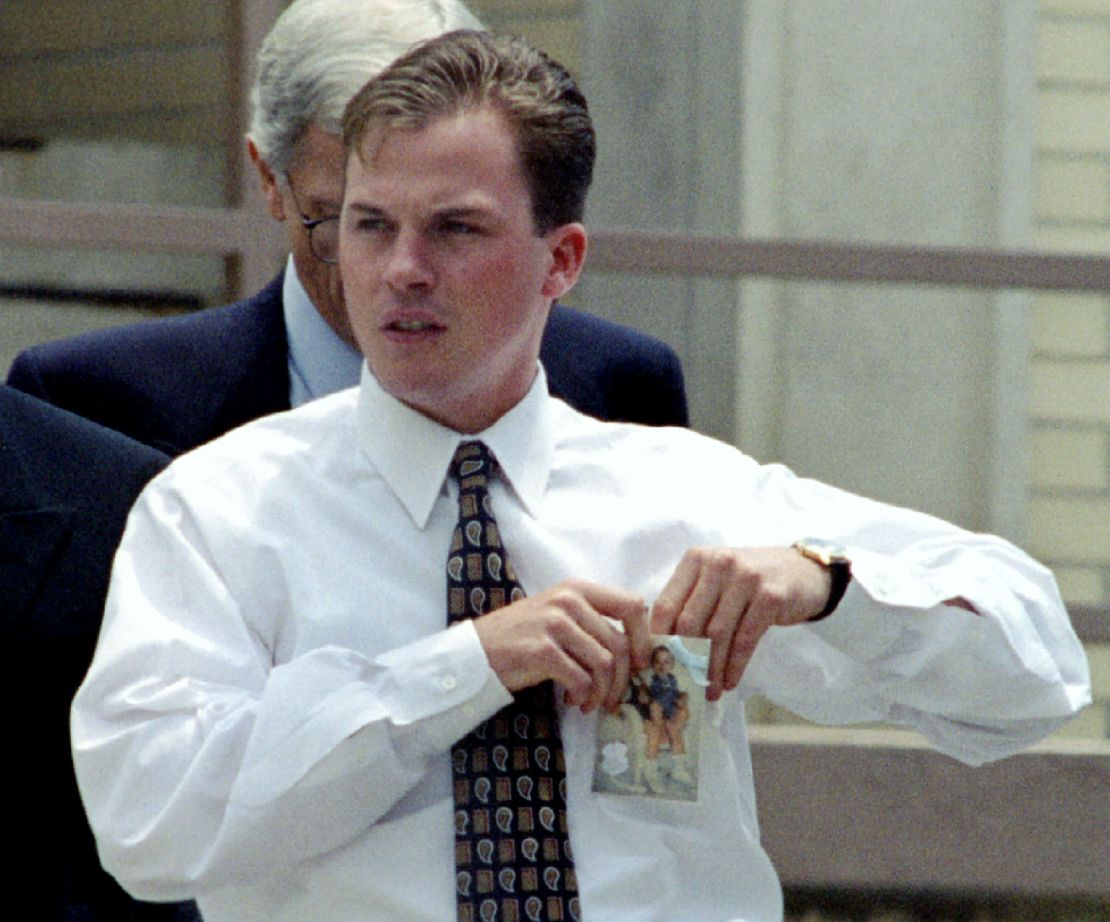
[794,538,849,566]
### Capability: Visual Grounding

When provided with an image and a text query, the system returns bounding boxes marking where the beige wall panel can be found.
[1043,0,1110,13]
[1028,495,1110,561]
[1053,566,1107,605]
[1031,428,1109,488]
[1036,19,1110,83]
[1033,292,1109,355]
[1032,360,1110,422]
[467,0,581,71]
[1035,158,1110,222]
[470,0,577,16]
[484,16,579,72]
[1036,222,1110,252]
[67,112,227,147]
[0,0,228,56]
[0,47,226,141]
[1038,88,1110,153]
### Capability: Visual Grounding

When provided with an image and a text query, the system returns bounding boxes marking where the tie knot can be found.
[449,440,496,490]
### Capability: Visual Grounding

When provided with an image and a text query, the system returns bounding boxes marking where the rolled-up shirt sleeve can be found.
[736,464,1091,766]
[71,479,510,902]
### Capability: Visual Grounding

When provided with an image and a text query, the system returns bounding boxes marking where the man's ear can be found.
[541,223,588,301]
[247,139,286,223]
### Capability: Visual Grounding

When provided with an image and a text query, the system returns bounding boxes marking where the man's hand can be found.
[650,547,831,701]
[473,580,650,714]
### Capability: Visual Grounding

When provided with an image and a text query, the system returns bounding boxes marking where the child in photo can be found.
[642,644,694,791]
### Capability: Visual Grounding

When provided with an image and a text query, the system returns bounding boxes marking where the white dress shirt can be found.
[281,256,362,408]
[71,365,1090,922]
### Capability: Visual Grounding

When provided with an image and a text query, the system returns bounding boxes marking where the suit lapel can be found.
[212,273,292,433]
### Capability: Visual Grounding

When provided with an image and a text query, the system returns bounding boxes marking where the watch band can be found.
[792,538,852,621]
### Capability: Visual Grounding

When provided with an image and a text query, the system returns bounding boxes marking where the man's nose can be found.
[383,230,434,290]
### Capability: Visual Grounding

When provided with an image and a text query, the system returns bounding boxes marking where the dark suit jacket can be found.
[7,273,688,457]
[3,276,686,920]
[0,387,174,920]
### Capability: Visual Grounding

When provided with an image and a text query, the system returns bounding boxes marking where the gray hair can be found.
[248,0,483,173]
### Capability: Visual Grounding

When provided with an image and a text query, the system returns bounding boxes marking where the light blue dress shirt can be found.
[281,257,363,407]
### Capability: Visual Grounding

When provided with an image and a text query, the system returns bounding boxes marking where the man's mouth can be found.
[391,319,436,332]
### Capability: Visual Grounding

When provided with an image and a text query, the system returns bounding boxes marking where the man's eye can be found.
[440,220,479,235]
[354,217,389,233]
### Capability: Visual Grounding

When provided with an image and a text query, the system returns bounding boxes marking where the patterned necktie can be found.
[447,441,579,922]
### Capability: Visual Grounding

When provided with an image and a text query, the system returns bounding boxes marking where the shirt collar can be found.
[282,256,363,407]
[356,364,555,529]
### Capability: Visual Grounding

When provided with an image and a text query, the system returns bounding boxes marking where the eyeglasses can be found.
[284,173,340,265]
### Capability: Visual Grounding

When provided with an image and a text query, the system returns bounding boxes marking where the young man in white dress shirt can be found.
[72,30,1090,922]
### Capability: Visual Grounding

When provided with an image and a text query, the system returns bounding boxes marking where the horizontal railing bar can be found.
[588,228,1110,293]
[6,200,1110,293]
[0,199,260,254]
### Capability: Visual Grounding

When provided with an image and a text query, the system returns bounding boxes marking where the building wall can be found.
[0,0,233,148]
[479,0,1110,627]
[1031,0,1110,612]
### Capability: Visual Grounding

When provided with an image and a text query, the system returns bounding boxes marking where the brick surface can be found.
[1035,222,1110,252]
[1035,158,1110,222]
[1049,701,1108,738]
[1032,428,1108,488]
[1038,88,1110,152]
[1043,0,1110,14]
[467,2,580,72]
[1028,495,1110,561]
[1085,641,1110,698]
[1053,565,1110,605]
[1037,20,1110,82]
[1033,292,1109,355]
[1031,360,1110,422]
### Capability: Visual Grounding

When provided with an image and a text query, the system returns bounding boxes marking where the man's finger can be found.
[573,580,650,672]
[702,575,752,700]
[650,550,702,633]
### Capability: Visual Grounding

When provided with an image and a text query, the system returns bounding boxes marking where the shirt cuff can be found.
[375,620,514,751]
[231,622,511,807]
[803,546,965,657]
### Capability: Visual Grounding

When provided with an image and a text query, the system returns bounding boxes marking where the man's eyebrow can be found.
[433,205,499,223]
[345,202,387,216]
[436,206,487,217]
[342,203,497,222]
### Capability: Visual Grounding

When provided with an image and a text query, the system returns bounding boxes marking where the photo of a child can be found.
[593,635,708,802]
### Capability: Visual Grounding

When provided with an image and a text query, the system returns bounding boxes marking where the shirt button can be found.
[440,674,458,691]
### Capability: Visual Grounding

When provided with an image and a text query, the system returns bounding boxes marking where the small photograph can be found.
[592,634,710,803]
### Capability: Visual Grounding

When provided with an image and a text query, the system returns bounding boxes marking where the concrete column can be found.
[582,0,1035,535]
[581,1,745,442]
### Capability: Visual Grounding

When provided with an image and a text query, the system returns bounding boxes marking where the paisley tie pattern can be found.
[447,441,579,922]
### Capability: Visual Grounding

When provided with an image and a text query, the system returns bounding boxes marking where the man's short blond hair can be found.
[342,29,595,234]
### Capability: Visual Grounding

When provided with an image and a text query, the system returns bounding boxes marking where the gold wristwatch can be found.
[792,538,852,621]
